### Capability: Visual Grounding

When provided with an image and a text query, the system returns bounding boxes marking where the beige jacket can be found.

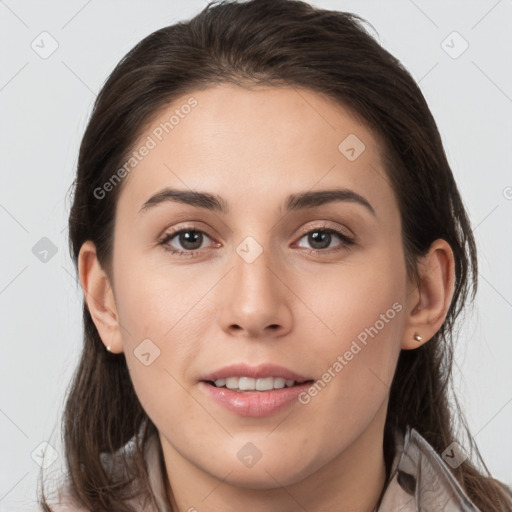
[45,426,481,511]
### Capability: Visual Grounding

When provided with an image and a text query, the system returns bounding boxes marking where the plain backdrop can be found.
[1,0,511,510]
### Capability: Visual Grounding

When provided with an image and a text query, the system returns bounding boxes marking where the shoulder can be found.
[36,431,165,512]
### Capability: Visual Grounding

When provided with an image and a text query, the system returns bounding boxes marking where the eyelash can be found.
[158,224,355,258]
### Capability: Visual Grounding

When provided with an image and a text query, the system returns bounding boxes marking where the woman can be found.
[39,0,512,510]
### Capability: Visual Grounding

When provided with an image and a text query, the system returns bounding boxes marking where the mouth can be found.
[199,363,315,417]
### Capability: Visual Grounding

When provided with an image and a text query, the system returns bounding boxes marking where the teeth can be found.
[273,377,285,389]
[256,377,273,391]
[239,377,255,390]
[213,377,298,391]
[225,377,239,389]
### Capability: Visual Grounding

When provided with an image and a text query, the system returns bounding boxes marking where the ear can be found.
[402,239,455,350]
[77,240,124,354]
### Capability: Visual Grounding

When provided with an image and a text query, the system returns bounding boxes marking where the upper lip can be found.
[201,363,311,383]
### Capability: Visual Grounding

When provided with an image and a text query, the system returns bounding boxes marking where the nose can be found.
[217,239,293,340]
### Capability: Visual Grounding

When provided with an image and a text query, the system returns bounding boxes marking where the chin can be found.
[201,452,315,490]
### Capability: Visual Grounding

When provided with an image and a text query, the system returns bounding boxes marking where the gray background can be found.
[1,0,511,509]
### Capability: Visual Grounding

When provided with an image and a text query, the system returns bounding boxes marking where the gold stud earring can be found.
[413,334,423,342]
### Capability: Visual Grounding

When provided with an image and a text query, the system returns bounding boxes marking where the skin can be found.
[79,83,455,512]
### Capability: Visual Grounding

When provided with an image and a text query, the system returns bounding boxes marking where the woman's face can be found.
[109,83,409,489]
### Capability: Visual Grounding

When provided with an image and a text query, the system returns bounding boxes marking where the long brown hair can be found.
[39,0,512,510]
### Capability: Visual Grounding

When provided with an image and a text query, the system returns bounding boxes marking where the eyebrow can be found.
[138,187,376,216]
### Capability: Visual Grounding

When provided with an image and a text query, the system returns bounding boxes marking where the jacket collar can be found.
[377,425,480,511]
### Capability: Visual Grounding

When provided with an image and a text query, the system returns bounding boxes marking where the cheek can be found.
[111,252,210,417]
[294,250,405,358]
[113,246,212,341]
[302,293,403,403]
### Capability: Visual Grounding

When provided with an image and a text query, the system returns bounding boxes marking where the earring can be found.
[413,334,423,342]
[106,345,112,352]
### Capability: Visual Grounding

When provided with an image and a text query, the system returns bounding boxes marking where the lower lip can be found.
[199,381,312,417]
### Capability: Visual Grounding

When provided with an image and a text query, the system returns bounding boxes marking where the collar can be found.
[377,425,480,511]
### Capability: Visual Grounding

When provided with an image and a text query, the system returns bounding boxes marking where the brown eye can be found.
[159,228,214,256]
[296,227,354,252]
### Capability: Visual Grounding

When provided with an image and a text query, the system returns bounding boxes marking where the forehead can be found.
[116,83,396,220]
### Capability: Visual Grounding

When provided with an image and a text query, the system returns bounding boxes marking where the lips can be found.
[199,363,314,417]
